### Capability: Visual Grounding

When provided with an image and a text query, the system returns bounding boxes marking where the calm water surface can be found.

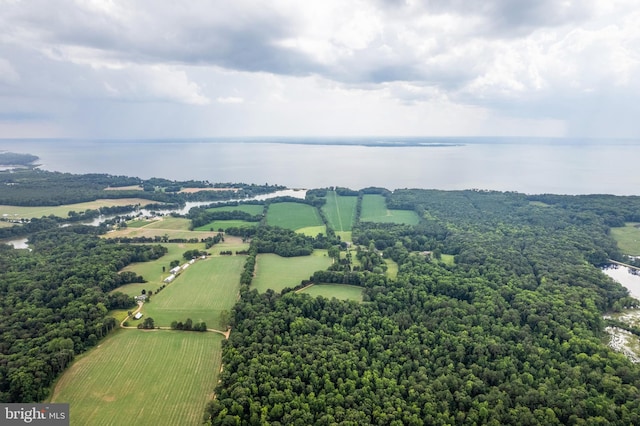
[2,138,640,194]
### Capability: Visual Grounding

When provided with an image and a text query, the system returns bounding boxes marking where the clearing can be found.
[138,256,245,330]
[322,191,357,232]
[360,194,420,225]
[266,202,325,232]
[252,250,332,293]
[611,223,640,256]
[299,284,364,302]
[49,330,222,426]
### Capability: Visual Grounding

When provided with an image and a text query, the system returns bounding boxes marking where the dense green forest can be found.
[206,189,640,425]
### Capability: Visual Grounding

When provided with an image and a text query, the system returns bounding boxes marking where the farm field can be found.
[360,194,420,225]
[0,198,157,219]
[322,191,357,232]
[611,223,640,255]
[139,256,245,329]
[106,216,220,240]
[266,202,324,232]
[50,330,222,426]
[206,204,264,215]
[114,243,204,296]
[194,219,259,232]
[253,250,332,293]
[300,284,364,302]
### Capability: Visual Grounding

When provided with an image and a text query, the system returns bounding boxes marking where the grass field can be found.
[50,330,222,426]
[266,202,324,232]
[322,191,357,232]
[385,258,398,279]
[253,251,332,293]
[106,216,220,240]
[0,198,158,219]
[297,225,326,237]
[194,219,259,232]
[206,204,264,215]
[300,284,364,302]
[114,243,204,296]
[611,223,640,255]
[360,194,420,225]
[440,254,456,266]
[139,256,245,329]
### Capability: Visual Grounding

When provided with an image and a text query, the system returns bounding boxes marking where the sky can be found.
[0,0,639,139]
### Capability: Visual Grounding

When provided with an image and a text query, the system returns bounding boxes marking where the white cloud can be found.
[0,0,638,137]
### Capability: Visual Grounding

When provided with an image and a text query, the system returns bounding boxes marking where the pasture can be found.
[50,330,222,426]
[266,202,324,232]
[385,258,398,279]
[194,219,259,232]
[360,194,420,225]
[300,284,364,302]
[253,250,332,293]
[106,216,220,240]
[0,198,158,220]
[611,223,640,255]
[139,256,245,329]
[114,243,204,296]
[322,191,357,232]
[440,254,456,266]
[206,204,264,215]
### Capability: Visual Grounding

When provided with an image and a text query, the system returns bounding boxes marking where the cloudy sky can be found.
[0,0,638,139]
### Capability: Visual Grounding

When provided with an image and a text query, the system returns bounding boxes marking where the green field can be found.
[253,251,332,293]
[0,198,157,219]
[385,258,398,279]
[50,330,222,426]
[300,284,364,302]
[360,194,420,225]
[114,243,204,296]
[611,223,640,255]
[440,254,456,266]
[266,202,325,232]
[322,191,357,232]
[206,204,264,215]
[139,256,244,329]
[194,219,259,232]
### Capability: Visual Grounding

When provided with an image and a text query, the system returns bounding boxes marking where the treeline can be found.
[0,227,167,402]
[207,189,640,425]
[0,169,284,206]
[0,152,39,166]
[188,208,263,230]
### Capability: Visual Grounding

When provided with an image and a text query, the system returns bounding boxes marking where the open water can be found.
[1,137,640,194]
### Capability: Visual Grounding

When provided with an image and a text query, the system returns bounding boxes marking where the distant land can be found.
[0,151,39,167]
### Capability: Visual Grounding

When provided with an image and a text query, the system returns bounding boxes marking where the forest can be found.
[206,189,640,425]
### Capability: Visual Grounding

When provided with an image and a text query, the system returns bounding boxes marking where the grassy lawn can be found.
[253,251,332,293]
[194,219,259,232]
[0,198,158,219]
[139,256,244,329]
[49,329,222,426]
[297,225,326,237]
[360,194,420,225]
[266,202,324,231]
[206,204,264,215]
[385,258,398,279]
[611,223,640,255]
[300,284,364,302]
[322,191,357,232]
[440,254,456,266]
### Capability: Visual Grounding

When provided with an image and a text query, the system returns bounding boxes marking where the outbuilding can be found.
[134,312,143,320]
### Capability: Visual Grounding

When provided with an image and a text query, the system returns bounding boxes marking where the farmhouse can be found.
[135,294,147,302]
[134,312,143,320]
